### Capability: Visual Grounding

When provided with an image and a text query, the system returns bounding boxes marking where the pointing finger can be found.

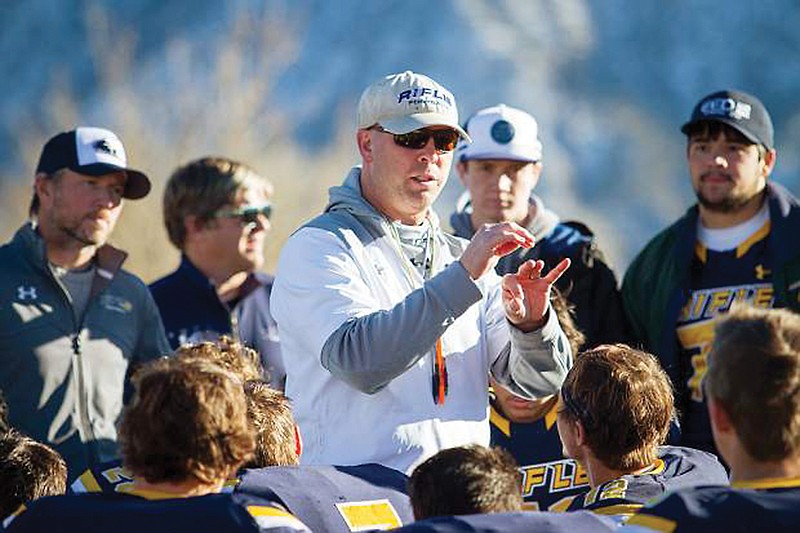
[541,258,571,285]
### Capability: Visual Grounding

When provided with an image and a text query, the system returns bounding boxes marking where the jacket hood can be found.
[450,192,560,241]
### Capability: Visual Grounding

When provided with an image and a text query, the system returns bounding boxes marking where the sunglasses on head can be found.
[214,204,272,225]
[373,125,460,153]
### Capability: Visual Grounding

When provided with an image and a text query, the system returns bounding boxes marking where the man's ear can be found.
[356,130,373,163]
[183,215,207,241]
[707,396,733,435]
[33,173,54,206]
[762,148,777,177]
[574,419,588,448]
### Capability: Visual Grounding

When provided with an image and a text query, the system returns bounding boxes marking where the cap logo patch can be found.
[490,120,515,144]
[94,139,120,158]
[396,86,452,107]
[700,98,752,121]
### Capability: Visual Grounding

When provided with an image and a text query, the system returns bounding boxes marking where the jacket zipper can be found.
[47,267,98,458]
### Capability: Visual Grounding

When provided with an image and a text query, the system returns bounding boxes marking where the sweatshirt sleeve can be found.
[321,260,482,394]
[489,304,573,398]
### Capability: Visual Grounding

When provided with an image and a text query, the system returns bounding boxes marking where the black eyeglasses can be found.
[374,125,460,153]
[214,204,272,225]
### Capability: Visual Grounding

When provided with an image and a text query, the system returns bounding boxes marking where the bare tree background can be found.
[0,5,358,282]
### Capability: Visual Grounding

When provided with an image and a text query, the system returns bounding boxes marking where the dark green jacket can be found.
[622,182,800,408]
[0,224,170,478]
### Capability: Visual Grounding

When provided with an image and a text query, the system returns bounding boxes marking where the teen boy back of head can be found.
[624,306,800,532]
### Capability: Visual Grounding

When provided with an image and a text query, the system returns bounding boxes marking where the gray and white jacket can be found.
[0,223,170,478]
[271,167,572,474]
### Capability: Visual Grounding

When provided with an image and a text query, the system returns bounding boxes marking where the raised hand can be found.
[459,222,535,280]
[502,258,571,332]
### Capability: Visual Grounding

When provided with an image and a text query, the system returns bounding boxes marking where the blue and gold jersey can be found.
[391,510,617,532]
[2,491,309,533]
[69,459,238,494]
[490,398,590,511]
[562,446,728,523]
[675,220,774,452]
[623,477,800,532]
[71,461,410,531]
[236,463,413,532]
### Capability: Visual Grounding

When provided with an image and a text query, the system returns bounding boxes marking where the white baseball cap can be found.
[456,104,543,163]
[357,70,470,141]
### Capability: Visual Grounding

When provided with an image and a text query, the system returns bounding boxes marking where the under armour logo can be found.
[755,264,771,280]
[94,139,119,158]
[17,285,38,300]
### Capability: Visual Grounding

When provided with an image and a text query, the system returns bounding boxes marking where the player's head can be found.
[408,444,523,520]
[119,357,254,486]
[557,344,673,473]
[243,379,300,467]
[491,289,585,424]
[706,305,800,465]
[682,90,775,215]
[174,336,263,382]
[355,71,469,225]
[0,430,67,519]
[163,156,273,273]
[455,104,544,225]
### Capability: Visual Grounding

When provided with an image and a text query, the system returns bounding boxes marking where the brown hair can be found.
[0,430,67,518]
[29,169,67,218]
[408,445,523,520]
[163,157,273,249]
[243,380,299,468]
[685,121,768,160]
[174,336,264,382]
[119,357,254,485]
[560,344,673,471]
[708,305,800,461]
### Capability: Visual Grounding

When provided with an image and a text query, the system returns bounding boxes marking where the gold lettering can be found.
[521,465,547,496]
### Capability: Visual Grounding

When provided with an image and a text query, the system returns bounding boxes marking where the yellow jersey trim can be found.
[489,404,511,437]
[736,220,770,258]
[593,502,643,517]
[544,400,559,430]
[625,513,677,532]
[732,476,800,490]
[694,242,707,264]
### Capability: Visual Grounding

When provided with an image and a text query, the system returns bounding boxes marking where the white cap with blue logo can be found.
[357,70,470,141]
[457,104,543,163]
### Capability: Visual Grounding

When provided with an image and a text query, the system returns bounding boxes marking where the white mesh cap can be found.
[456,104,543,163]
[357,71,470,141]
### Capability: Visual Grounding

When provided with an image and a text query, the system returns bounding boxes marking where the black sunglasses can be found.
[374,125,460,153]
[214,204,272,225]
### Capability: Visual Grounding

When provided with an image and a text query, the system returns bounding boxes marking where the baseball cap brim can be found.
[680,117,763,147]
[459,149,540,163]
[379,113,471,143]
[72,162,151,200]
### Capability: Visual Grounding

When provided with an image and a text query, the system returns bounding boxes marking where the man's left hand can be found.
[501,258,571,332]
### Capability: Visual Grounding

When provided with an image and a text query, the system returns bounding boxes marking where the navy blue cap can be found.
[681,90,774,150]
